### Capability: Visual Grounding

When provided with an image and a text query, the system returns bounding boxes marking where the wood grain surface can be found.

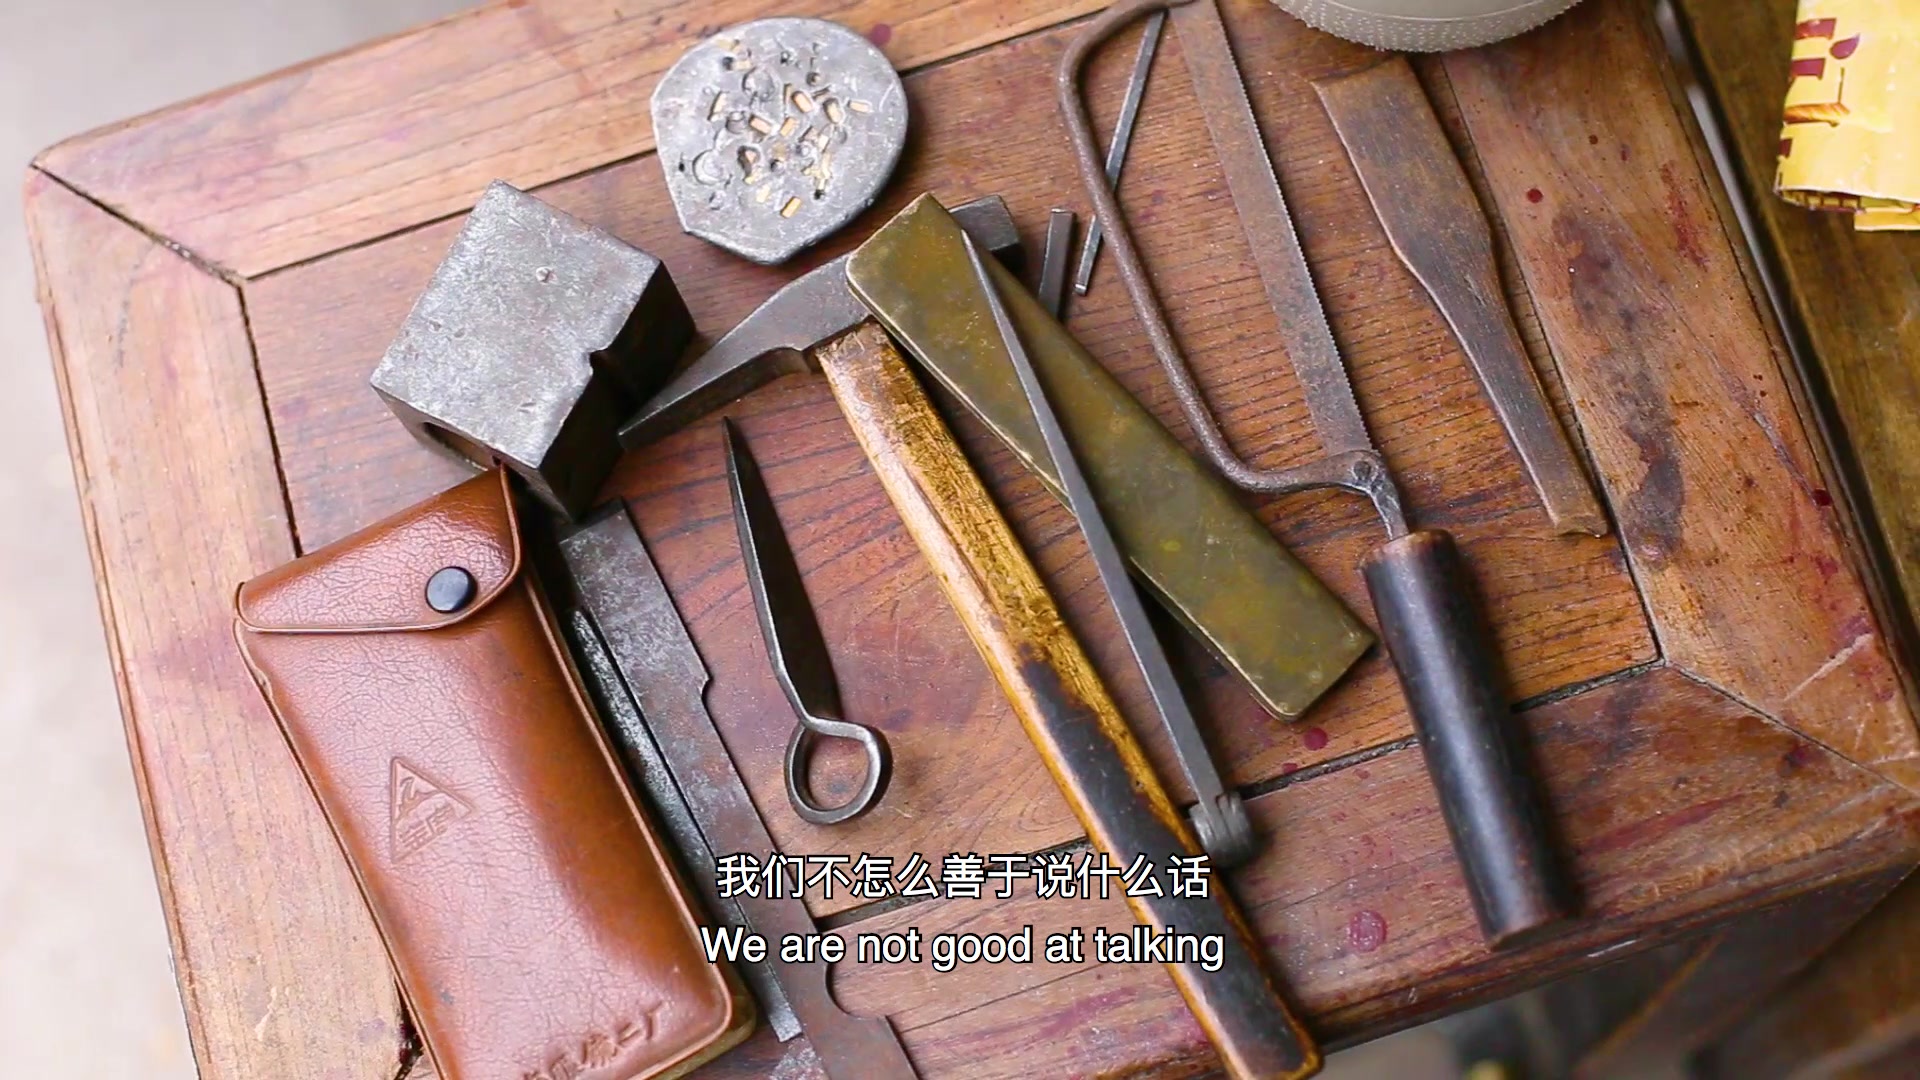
[1574,867,1905,1078]
[23,0,1920,1076]
[1446,0,1920,791]
[22,175,403,1080]
[1675,0,1920,656]
[1676,1,1920,1075]
[1699,874,1920,1079]
[34,0,1106,279]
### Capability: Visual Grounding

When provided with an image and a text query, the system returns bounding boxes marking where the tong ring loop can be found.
[785,715,893,826]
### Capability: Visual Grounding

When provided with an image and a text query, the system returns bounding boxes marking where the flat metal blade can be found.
[1313,57,1608,537]
[722,419,846,725]
[559,509,917,1078]
[561,607,800,1041]
[1173,0,1375,457]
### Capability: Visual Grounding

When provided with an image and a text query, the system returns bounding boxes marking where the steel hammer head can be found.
[618,195,1020,449]
[372,181,694,517]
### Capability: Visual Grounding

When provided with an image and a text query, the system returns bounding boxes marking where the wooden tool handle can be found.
[817,322,1320,1080]
[1362,529,1573,948]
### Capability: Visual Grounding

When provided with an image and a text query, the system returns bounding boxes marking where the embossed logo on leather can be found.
[389,758,471,861]
[521,1005,663,1080]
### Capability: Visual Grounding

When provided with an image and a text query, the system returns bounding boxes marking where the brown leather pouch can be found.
[234,469,752,1080]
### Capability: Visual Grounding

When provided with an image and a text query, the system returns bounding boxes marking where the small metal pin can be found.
[1038,209,1077,320]
[1073,10,1165,296]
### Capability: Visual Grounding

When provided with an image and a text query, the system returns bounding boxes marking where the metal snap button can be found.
[425,566,477,613]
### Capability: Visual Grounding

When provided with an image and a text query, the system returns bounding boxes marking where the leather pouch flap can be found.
[236,469,520,634]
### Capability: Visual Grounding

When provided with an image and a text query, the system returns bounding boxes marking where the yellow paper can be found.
[1775,0,1920,231]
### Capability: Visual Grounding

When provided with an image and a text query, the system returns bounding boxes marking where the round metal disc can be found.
[652,18,908,266]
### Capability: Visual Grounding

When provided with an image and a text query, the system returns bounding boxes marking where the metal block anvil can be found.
[372,180,693,517]
[625,194,1369,721]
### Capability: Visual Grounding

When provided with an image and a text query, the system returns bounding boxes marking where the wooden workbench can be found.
[24,0,1920,1076]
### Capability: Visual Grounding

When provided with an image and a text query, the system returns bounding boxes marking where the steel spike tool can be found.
[1038,208,1077,319]
[1061,0,1572,947]
[963,235,1257,869]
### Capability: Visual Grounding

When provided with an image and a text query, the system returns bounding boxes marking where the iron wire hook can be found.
[1057,0,1409,539]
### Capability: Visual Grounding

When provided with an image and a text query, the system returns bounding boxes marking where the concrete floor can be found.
[0,2,1454,1076]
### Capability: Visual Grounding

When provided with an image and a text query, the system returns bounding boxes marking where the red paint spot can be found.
[867,22,892,47]
[1302,727,1329,751]
[1783,743,1814,770]
[1812,488,1833,507]
[1660,163,1710,268]
[1620,144,1631,162]
[1347,910,1388,953]
[1589,134,1600,145]
[1588,796,1739,855]
[1355,767,1370,780]
[1280,761,1300,775]
[1525,187,1544,203]
[1814,553,1841,580]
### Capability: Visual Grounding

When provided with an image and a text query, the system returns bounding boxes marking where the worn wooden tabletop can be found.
[1667,2,1920,1076]
[24,0,1920,1077]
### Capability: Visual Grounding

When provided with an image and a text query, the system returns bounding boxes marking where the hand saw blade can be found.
[1172,0,1375,458]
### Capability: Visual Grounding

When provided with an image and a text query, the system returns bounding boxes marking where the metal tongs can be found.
[1059,0,1573,947]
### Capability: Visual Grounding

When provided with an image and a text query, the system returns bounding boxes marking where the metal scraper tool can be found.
[560,508,918,1079]
[1313,55,1607,538]
[1061,0,1574,948]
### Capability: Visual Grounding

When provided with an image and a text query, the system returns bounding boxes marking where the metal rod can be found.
[963,233,1257,869]
[1038,208,1077,319]
[562,608,799,1040]
[1072,9,1165,296]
